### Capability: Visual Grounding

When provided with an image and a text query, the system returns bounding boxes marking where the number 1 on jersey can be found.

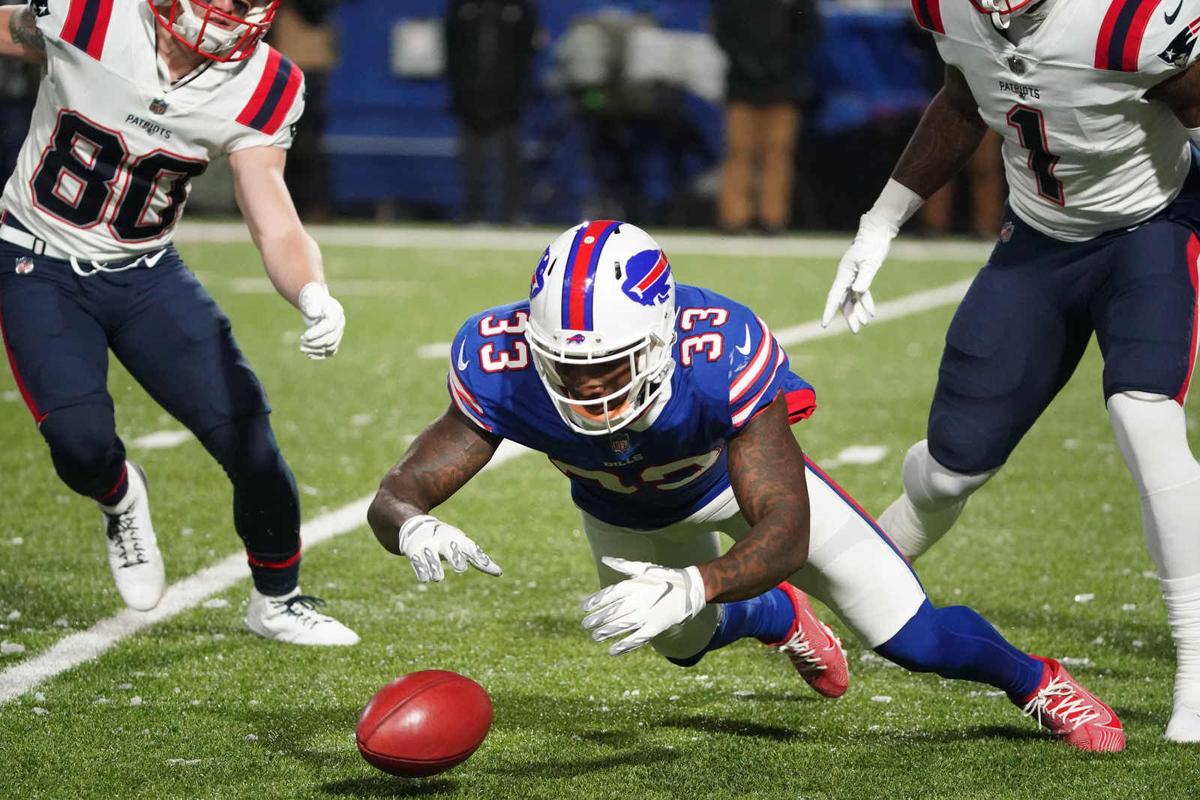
[1006,105,1065,206]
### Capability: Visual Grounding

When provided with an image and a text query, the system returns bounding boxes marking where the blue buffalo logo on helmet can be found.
[621,249,672,307]
[530,248,551,299]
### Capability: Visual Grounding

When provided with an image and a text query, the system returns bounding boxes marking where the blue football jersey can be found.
[448,284,816,529]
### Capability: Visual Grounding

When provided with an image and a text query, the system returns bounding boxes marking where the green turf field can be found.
[1,228,1197,799]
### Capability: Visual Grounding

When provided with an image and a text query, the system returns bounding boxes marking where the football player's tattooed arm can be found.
[891,65,989,198]
[230,145,323,306]
[1146,59,1200,128]
[368,405,502,556]
[697,396,810,603]
[0,6,48,62]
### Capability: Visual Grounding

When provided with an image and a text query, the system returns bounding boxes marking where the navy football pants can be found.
[0,241,302,593]
[929,192,1200,474]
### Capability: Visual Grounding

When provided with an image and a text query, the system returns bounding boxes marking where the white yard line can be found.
[175,221,995,262]
[226,277,415,296]
[774,279,973,347]
[417,277,974,361]
[0,439,531,704]
[128,430,194,451]
[821,445,890,470]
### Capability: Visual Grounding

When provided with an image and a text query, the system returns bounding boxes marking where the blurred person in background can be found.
[0,0,36,181]
[908,25,1003,238]
[713,0,819,235]
[445,0,538,224]
[269,0,338,222]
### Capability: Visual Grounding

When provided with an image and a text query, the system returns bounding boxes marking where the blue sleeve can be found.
[446,303,531,437]
[676,288,819,435]
[727,310,793,431]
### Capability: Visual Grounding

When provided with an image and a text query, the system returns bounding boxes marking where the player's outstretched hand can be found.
[397,514,503,582]
[581,557,706,656]
[298,282,346,359]
[820,213,897,334]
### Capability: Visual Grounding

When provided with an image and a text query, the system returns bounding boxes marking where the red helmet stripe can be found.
[566,220,614,330]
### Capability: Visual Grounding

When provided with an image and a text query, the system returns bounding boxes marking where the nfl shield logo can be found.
[149,98,168,115]
[609,433,630,454]
[14,257,34,275]
[999,221,1015,243]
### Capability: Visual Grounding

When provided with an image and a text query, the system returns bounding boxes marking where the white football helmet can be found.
[148,0,279,62]
[971,0,1047,29]
[526,221,676,436]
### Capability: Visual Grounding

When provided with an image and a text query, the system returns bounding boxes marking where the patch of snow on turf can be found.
[871,696,893,703]
[1073,593,1095,604]
[1,642,26,656]
[201,599,229,610]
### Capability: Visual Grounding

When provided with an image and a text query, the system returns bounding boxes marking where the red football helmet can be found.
[970,0,1043,28]
[148,0,280,63]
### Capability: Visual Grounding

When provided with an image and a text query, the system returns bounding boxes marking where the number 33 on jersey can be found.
[446,284,818,530]
[1,0,304,262]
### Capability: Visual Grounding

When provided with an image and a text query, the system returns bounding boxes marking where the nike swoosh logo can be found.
[1166,0,1182,24]
[735,324,752,355]
[457,340,470,371]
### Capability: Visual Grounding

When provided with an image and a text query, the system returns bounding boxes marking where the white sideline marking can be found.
[227,277,414,296]
[174,221,995,262]
[417,342,449,360]
[822,445,890,470]
[417,278,974,360]
[774,279,973,347]
[0,439,532,704]
[128,430,194,451]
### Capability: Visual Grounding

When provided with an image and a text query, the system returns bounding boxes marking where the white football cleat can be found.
[100,462,165,611]
[1165,706,1200,743]
[244,587,359,646]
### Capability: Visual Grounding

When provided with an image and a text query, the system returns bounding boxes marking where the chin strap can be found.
[978,0,1012,28]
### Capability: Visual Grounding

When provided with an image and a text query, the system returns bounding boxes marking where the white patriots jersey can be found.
[914,0,1200,241]
[1,0,304,261]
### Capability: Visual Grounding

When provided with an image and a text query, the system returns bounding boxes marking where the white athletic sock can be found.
[1108,392,1200,739]
[878,440,993,560]
[1164,573,1200,742]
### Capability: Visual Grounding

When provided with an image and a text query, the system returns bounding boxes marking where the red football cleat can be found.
[1019,656,1125,752]
[767,583,849,699]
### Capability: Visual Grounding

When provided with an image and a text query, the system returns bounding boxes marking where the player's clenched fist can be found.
[397,515,503,582]
[581,557,707,656]
[298,282,346,359]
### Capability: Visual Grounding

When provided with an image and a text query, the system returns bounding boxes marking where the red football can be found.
[355,670,493,777]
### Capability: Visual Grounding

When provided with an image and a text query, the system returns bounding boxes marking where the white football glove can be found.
[820,212,895,334]
[397,514,503,583]
[580,557,707,656]
[298,282,346,359]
